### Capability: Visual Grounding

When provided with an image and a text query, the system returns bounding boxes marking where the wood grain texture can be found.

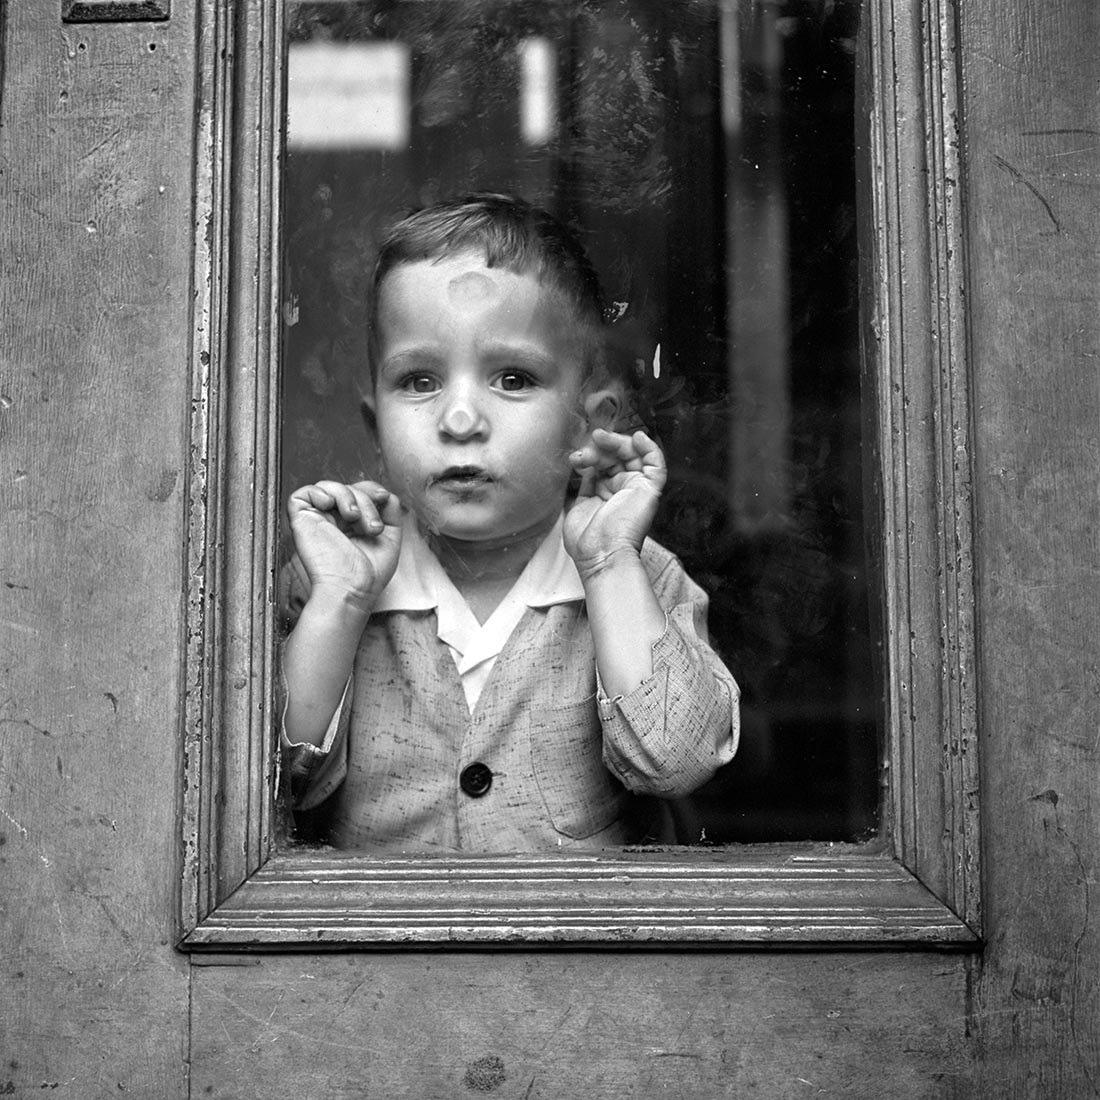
[179,0,283,932]
[190,951,971,1099]
[865,0,980,927]
[961,0,1100,1094]
[0,0,1096,1093]
[183,849,975,948]
[0,6,194,1097]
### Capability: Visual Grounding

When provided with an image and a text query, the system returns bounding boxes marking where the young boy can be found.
[281,193,738,851]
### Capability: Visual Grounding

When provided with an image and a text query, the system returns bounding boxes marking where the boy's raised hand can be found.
[288,480,403,611]
[564,429,667,577]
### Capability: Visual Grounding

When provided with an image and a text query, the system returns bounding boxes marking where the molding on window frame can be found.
[178,0,980,951]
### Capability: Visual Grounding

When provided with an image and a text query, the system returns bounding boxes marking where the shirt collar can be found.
[373,512,584,671]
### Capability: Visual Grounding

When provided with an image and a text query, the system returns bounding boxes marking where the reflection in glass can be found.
[280,0,878,845]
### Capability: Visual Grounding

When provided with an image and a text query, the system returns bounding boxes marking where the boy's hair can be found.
[366,192,609,381]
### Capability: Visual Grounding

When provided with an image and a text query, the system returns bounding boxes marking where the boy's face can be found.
[368,251,590,545]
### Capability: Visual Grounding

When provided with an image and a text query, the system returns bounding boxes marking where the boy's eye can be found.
[496,371,534,392]
[402,374,439,394]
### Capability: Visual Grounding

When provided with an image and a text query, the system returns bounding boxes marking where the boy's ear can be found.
[582,385,622,431]
[360,390,377,436]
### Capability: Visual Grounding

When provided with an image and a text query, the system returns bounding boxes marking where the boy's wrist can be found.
[574,543,645,586]
[304,580,378,620]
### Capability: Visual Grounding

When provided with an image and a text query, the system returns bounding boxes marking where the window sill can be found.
[180,848,978,950]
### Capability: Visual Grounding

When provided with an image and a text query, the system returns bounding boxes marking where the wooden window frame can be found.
[177,0,980,950]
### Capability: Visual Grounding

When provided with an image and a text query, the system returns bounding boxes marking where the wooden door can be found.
[1,2,1098,1096]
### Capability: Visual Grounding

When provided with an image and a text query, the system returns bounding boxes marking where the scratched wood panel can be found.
[191,952,970,1099]
[0,0,1095,1094]
[960,0,1100,1095]
[0,5,195,1097]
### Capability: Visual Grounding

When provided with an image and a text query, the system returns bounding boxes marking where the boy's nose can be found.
[438,393,488,441]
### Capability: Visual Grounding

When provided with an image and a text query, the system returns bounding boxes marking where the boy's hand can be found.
[564,429,667,579]
[288,480,402,611]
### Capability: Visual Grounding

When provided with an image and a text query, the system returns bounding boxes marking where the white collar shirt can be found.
[373,513,585,711]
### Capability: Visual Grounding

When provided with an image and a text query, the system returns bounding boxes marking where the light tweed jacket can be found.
[282,539,739,852]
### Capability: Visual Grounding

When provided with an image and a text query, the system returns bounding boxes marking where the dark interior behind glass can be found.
[280,0,879,844]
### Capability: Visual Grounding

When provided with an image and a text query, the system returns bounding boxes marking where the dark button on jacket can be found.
[460,762,493,798]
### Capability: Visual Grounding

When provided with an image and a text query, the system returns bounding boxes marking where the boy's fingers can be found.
[632,430,667,470]
[342,484,381,533]
[290,480,394,535]
[630,431,668,492]
[341,482,402,535]
[375,490,404,528]
[288,484,337,517]
[582,428,666,476]
[287,481,402,547]
[350,480,393,503]
[574,466,599,500]
[571,431,667,504]
[590,427,632,451]
[572,430,629,471]
[595,427,652,464]
[309,480,360,518]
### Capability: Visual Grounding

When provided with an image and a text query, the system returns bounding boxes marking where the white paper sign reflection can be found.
[287,41,410,151]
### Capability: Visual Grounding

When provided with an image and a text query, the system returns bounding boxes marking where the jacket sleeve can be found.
[597,547,739,797]
[279,675,351,810]
[276,554,350,810]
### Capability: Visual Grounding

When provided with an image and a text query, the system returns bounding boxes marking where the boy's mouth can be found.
[431,465,493,489]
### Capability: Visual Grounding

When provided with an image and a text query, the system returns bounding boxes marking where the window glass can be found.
[280,0,878,846]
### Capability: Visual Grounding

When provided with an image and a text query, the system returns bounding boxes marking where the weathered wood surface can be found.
[184,849,975,947]
[191,952,971,1099]
[961,0,1100,1095]
[0,0,1098,1096]
[0,6,195,1097]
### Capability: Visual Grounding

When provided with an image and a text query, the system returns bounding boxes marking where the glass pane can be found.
[279,0,879,847]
